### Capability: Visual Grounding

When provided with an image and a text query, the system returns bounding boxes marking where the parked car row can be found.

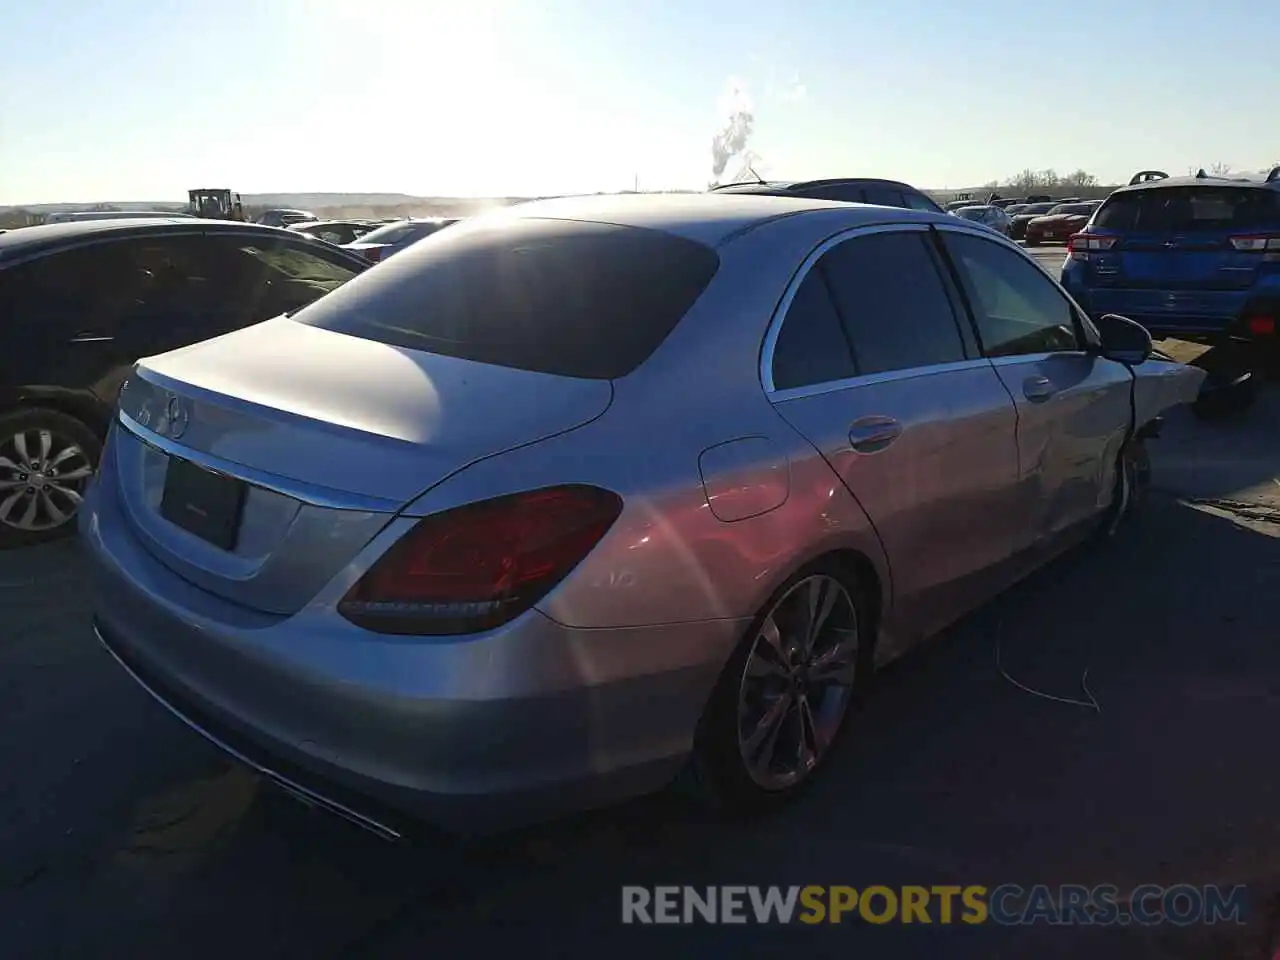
[1023,201,1102,246]
[63,190,1206,839]
[0,219,371,547]
[1061,166,1280,361]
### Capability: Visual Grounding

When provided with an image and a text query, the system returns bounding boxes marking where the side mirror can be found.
[1095,313,1152,365]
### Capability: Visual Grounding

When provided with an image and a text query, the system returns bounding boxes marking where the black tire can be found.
[1101,436,1150,537]
[0,407,101,549]
[684,558,875,816]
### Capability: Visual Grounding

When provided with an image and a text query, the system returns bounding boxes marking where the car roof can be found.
[0,217,306,262]
[487,191,934,246]
[711,177,925,196]
[1109,174,1280,197]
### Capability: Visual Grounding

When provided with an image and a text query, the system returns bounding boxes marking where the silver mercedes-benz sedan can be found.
[81,193,1204,838]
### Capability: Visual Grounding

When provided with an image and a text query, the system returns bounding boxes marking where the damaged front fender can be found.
[1132,355,1207,428]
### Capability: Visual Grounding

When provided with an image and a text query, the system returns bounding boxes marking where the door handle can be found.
[849,416,902,454]
[1023,376,1056,403]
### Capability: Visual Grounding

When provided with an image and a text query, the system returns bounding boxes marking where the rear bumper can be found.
[1060,277,1267,337]
[80,475,742,836]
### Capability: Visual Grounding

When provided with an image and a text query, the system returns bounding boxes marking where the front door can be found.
[936,227,1133,549]
[765,225,1021,646]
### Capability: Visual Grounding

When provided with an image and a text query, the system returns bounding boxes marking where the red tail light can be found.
[1067,233,1117,255]
[339,485,623,635]
[1247,315,1276,336]
[364,247,383,262]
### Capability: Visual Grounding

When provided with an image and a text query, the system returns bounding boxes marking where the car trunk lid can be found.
[110,316,613,614]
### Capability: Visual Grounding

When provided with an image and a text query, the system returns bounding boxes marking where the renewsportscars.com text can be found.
[621,884,1249,926]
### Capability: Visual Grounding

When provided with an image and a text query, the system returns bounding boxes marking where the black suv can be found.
[0,218,369,547]
[710,177,944,213]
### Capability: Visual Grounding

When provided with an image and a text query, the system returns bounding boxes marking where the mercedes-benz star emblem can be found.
[166,396,189,439]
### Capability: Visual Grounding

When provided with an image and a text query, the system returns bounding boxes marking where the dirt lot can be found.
[2,379,1279,959]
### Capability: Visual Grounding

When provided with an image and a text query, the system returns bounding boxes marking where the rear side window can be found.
[863,186,907,208]
[904,192,943,213]
[291,218,720,379]
[770,271,857,390]
[818,232,969,375]
[2,243,146,319]
[359,222,440,246]
[1094,187,1280,233]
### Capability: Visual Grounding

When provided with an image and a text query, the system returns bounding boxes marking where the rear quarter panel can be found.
[397,208,896,632]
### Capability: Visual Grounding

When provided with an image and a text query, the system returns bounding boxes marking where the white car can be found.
[951,204,1011,237]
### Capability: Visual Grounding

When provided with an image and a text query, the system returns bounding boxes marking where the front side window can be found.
[237,238,360,293]
[942,232,1080,357]
[818,231,969,375]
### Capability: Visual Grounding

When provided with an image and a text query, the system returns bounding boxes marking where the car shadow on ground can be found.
[5,492,1277,960]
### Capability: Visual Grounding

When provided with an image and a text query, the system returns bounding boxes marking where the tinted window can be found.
[770,271,857,390]
[159,234,361,320]
[801,184,865,204]
[1094,187,1280,233]
[863,186,907,208]
[1047,203,1095,216]
[905,192,943,213]
[818,232,968,375]
[359,221,441,245]
[292,218,720,379]
[5,243,144,318]
[942,232,1079,357]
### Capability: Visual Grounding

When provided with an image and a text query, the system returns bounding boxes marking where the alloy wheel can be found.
[0,428,94,532]
[736,574,859,791]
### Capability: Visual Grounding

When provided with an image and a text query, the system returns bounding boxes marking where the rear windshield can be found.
[1047,203,1096,216]
[1094,187,1280,233]
[1021,203,1056,215]
[356,222,439,245]
[291,217,721,379]
[956,207,986,220]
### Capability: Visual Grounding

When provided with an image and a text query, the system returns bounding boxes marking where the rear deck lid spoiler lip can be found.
[115,407,404,514]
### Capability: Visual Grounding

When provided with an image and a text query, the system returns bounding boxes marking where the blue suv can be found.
[1061,167,1280,355]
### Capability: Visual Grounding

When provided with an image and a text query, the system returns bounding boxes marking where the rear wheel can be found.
[686,560,873,815]
[0,408,100,549]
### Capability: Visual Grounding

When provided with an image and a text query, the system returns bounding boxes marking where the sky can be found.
[2,0,1279,205]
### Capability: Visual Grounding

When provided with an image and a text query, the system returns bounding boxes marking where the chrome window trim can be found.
[760,221,937,396]
[770,356,998,403]
[116,408,402,513]
[931,221,1100,353]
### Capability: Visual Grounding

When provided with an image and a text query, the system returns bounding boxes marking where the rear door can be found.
[766,225,1021,643]
[936,226,1132,550]
[1082,186,1280,331]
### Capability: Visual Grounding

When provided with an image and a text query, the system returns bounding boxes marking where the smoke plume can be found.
[710,79,755,184]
